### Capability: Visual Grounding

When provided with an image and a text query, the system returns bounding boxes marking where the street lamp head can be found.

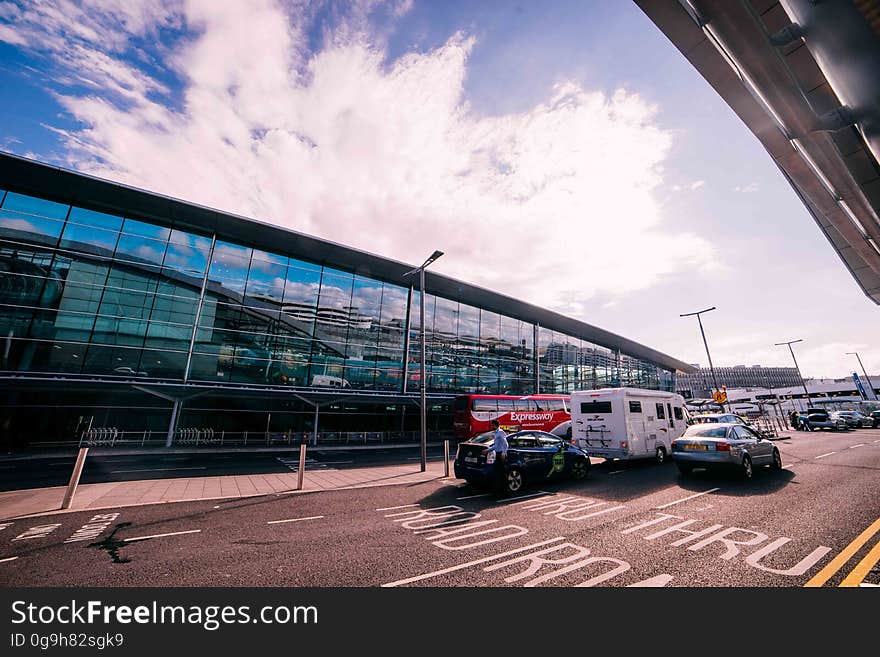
[679,306,716,318]
[424,250,444,266]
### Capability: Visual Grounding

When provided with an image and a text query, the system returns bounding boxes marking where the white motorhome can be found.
[570,388,688,463]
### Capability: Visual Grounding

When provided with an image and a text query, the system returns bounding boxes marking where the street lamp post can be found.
[846,351,877,401]
[404,250,444,472]
[775,339,811,409]
[680,307,726,411]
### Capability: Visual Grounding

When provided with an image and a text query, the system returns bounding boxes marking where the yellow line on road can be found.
[804,516,880,587]
[839,538,880,587]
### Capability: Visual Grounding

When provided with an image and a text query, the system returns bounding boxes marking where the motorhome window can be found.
[656,403,666,420]
[628,401,642,413]
[673,407,683,420]
[580,401,612,414]
[472,399,497,411]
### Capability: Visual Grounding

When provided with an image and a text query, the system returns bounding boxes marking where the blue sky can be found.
[0,0,876,379]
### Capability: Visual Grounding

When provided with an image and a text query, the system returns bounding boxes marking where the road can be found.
[0,445,449,491]
[1,429,878,587]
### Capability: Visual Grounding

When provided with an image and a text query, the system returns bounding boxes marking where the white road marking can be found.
[0,556,19,564]
[12,524,61,541]
[815,452,836,459]
[376,504,419,511]
[874,439,880,444]
[267,515,325,525]
[456,493,492,500]
[627,574,674,587]
[655,488,720,510]
[850,444,865,449]
[609,470,625,475]
[111,467,207,473]
[0,523,12,532]
[123,529,201,543]
[496,492,552,504]
[382,537,567,587]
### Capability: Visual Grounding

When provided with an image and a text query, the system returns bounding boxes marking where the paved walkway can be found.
[0,460,452,520]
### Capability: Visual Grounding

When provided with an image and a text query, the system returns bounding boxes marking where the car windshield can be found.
[693,416,719,423]
[683,426,728,438]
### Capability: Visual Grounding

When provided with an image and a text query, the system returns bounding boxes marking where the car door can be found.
[508,435,544,478]
[537,435,569,479]
[734,426,764,464]
[746,425,773,463]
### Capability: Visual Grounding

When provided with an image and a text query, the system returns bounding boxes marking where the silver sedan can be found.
[671,422,782,479]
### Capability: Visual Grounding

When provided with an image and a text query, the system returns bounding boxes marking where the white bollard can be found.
[296,443,307,490]
[61,447,89,510]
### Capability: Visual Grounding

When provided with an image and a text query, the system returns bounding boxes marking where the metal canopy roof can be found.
[636,0,880,304]
[0,152,695,374]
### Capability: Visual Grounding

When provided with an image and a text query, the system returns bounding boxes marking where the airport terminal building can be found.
[0,153,693,449]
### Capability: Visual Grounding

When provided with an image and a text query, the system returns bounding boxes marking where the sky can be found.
[0,0,877,380]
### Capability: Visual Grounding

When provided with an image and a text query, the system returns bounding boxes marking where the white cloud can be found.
[671,180,704,192]
[733,182,759,193]
[3,0,721,316]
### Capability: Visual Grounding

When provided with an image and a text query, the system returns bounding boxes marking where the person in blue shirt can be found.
[490,419,509,494]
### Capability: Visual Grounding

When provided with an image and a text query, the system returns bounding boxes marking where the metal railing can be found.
[74,428,454,448]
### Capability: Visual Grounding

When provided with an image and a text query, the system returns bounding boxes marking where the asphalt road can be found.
[0,445,449,491]
[1,429,879,587]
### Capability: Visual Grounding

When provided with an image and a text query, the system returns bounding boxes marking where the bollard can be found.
[296,443,307,490]
[444,439,450,477]
[61,447,89,510]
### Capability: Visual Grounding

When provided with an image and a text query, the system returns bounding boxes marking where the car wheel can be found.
[506,467,524,494]
[742,455,753,479]
[677,463,693,475]
[655,447,666,465]
[771,449,782,471]
[571,457,590,480]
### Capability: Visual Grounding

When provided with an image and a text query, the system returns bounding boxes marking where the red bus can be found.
[452,394,571,441]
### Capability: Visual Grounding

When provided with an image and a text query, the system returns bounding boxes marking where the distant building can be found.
[677,365,803,398]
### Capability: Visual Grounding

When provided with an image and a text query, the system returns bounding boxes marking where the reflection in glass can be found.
[1,192,69,220]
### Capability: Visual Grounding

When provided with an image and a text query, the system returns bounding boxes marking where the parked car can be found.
[454,430,590,493]
[871,410,880,429]
[801,408,844,431]
[831,411,873,429]
[671,422,782,479]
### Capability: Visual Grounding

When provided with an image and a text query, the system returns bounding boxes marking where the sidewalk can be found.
[0,459,452,521]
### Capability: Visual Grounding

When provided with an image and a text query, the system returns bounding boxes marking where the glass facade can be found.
[0,188,675,395]
[0,185,677,445]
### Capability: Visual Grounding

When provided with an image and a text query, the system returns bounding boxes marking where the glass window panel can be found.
[115,234,167,268]
[1,193,69,220]
[209,241,251,294]
[168,229,211,250]
[188,353,230,383]
[348,276,383,348]
[250,248,288,267]
[162,242,210,278]
[245,257,287,305]
[59,221,119,256]
[137,348,187,380]
[0,209,65,241]
[121,218,171,240]
[316,268,354,353]
[5,339,86,374]
[67,206,123,231]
